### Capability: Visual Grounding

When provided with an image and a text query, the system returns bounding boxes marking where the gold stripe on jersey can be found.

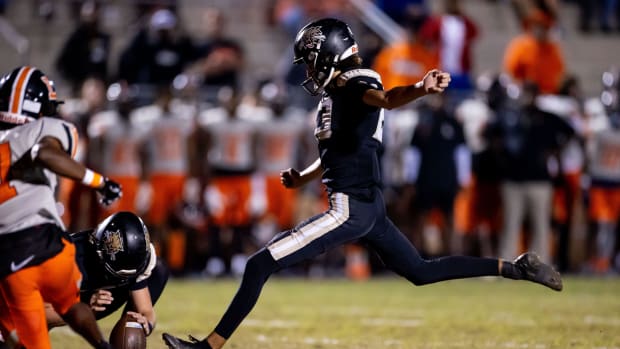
[268,193,350,260]
[9,66,35,115]
[336,69,382,87]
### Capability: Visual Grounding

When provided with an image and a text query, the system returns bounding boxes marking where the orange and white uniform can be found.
[199,107,259,227]
[135,104,194,226]
[255,114,305,229]
[0,117,82,349]
[88,111,145,218]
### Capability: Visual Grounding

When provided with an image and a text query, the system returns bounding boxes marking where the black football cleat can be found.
[162,333,212,349]
[514,252,563,291]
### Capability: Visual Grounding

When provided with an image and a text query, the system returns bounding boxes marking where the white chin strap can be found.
[320,67,336,89]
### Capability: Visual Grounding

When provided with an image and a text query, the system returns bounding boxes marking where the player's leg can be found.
[0,273,51,349]
[42,239,110,349]
[163,192,377,349]
[366,190,561,289]
[1,256,81,349]
[212,193,375,339]
[366,215,502,284]
[366,216,561,290]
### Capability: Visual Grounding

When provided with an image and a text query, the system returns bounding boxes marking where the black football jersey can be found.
[316,68,385,199]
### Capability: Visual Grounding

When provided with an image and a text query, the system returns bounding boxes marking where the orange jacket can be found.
[372,41,439,90]
[503,34,565,94]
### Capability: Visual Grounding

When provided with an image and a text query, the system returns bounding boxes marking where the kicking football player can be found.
[45,211,168,338]
[0,66,121,349]
[162,18,563,349]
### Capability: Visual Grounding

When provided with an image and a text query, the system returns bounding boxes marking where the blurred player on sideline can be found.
[45,211,168,339]
[253,80,306,235]
[197,87,261,276]
[87,82,145,220]
[587,71,620,273]
[163,19,563,349]
[135,86,195,271]
[0,66,121,349]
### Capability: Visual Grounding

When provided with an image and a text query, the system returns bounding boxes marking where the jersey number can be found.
[372,109,385,143]
[314,98,333,140]
[0,142,17,204]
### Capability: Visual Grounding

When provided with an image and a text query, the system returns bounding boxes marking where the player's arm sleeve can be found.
[36,118,80,160]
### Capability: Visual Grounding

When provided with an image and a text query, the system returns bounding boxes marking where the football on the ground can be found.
[109,313,147,349]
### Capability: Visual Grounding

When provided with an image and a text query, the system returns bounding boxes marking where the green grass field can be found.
[51,277,620,349]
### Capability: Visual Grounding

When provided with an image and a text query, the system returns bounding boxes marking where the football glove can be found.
[98,178,122,206]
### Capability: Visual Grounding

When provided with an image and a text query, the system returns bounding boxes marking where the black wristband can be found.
[147,321,154,336]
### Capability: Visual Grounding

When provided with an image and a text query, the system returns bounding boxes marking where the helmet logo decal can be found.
[40,76,57,101]
[301,26,326,50]
[103,229,124,261]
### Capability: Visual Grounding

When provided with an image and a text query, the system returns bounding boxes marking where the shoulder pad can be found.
[336,69,382,87]
[40,117,79,158]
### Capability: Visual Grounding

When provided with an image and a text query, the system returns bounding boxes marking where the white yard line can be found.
[361,317,423,327]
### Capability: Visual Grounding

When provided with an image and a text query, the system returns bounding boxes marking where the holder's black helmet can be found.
[293,18,358,95]
[92,211,151,281]
[0,66,61,126]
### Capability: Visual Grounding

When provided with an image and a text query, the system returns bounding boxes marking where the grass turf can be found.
[50,276,620,348]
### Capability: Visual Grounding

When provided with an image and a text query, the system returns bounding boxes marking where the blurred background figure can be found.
[535,76,588,272]
[372,6,437,90]
[191,7,244,93]
[503,9,565,94]
[419,0,479,92]
[58,76,109,232]
[452,74,499,257]
[495,81,574,264]
[133,85,195,274]
[375,0,428,26]
[118,8,194,87]
[55,1,110,93]
[509,0,559,31]
[251,80,307,238]
[400,94,469,256]
[576,0,620,33]
[196,87,261,277]
[88,82,145,221]
[586,69,620,274]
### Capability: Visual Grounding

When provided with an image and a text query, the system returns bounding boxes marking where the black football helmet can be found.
[293,18,359,95]
[92,211,152,281]
[0,66,62,126]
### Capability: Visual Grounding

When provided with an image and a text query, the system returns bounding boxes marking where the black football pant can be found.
[214,188,501,338]
[81,259,169,320]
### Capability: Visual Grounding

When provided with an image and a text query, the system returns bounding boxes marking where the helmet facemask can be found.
[299,50,337,96]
